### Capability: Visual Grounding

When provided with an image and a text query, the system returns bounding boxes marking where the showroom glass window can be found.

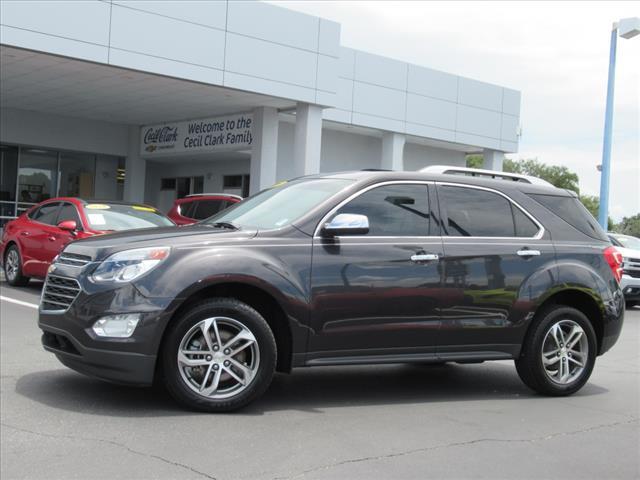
[18,148,58,213]
[59,152,96,198]
[0,145,19,226]
[334,184,431,236]
[439,185,538,237]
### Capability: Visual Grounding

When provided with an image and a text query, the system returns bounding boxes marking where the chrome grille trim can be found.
[41,275,81,312]
[57,252,92,267]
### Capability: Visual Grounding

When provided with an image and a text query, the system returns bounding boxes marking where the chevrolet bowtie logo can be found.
[47,264,56,274]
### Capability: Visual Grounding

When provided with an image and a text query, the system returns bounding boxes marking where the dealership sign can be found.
[140,113,253,156]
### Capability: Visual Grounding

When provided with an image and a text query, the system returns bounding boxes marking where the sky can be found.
[272,1,640,221]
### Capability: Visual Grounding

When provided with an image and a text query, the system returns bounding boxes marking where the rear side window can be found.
[440,186,539,238]
[179,201,197,219]
[334,184,430,236]
[193,200,228,220]
[29,202,60,225]
[528,194,607,241]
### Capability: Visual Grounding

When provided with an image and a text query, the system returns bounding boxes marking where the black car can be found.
[38,171,625,411]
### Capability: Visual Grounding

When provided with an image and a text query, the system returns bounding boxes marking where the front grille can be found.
[625,269,640,279]
[627,258,640,264]
[41,275,81,312]
[57,252,92,267]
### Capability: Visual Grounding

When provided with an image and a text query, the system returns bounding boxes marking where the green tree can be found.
[465,155,615,228]
[466,156,579,193]
[614,214,640,237]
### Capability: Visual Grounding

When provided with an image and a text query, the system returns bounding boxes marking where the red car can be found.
[167,193,242,225]
[1,198,174,286]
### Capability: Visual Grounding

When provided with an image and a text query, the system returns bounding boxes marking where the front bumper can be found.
[620,272,640,302]
[38,265,176,386]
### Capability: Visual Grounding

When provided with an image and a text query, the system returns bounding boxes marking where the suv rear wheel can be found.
[4,245,30,287]
[515,306,597,396]
[162,298,276,412]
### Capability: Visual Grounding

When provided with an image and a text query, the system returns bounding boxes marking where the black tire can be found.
[3,245,30,287]
[162,298,276,412]
[515,305,597,396]
[626,301,637,309]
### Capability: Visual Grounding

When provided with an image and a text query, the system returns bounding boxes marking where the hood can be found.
[64,224,257,260]
[614,246,640,259]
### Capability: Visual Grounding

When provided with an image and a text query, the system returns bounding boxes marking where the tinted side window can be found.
[31,203,60,225]
[194,200,227,220]
[512,205,539,237]
[528,193,607,241]
[440,186,515,237]
[180,201,197,219]
[334,184,430,236]
[58,203,82,228]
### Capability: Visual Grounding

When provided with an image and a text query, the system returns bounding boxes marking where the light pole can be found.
[598,17,640,229]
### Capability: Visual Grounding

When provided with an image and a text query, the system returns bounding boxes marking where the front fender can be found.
[133,243,312,353]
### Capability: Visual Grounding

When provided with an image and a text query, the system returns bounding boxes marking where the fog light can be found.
[92,314,140,338]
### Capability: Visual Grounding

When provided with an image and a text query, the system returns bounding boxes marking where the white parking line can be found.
[0,295,39,310]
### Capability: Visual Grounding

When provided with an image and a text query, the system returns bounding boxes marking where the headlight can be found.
[92,247,170,283]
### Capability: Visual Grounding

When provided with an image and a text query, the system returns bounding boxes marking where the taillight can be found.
[603,246,623,284]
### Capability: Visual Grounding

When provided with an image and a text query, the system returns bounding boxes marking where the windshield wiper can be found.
[208,221,240,230]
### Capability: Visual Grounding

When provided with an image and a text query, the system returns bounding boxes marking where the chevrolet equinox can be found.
[36,171,625,411]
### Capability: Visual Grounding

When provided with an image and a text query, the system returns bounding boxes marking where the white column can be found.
[483,149,504,171]
[381,132,405,170]
[293,102,323,177]
[123,125,146,203]
[249,106,279,195]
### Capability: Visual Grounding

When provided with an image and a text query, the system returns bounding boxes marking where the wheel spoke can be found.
[178,351,210,367]
[227,358,254,384]
[223,328,256,350]
[199,318,214,351]
[201,368,222,396]
[229,339,255,357]
[212,319,223,347]
[543,354,560,366]
[565,326,583,349]
[223,364,245,385]
[550,324,562,348]
[568,356,584,368]
[198,364,214,392]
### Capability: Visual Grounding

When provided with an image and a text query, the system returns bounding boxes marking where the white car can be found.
[608,233,640,308]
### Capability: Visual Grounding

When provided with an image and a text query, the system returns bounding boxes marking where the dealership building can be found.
[0,0,521,220]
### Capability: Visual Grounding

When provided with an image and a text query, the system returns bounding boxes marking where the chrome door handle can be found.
[48,236,57,242]
[411,253,439,262]
[517,249,541,257]
[20,231,30,236]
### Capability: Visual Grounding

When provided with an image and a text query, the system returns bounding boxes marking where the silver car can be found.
[608,233,640,308]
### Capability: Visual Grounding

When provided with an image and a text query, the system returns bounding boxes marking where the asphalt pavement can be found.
[1,280,638,480]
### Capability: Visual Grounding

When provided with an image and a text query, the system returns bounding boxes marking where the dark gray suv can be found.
[38,171,625,411]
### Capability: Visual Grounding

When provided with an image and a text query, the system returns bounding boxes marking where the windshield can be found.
[611,234,640,250]
[83,203,174,231]
[203,178,354,229]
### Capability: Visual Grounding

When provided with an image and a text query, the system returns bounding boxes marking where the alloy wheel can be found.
[177,316,260,399]
[5,249,19,281]
[541,319,588,385]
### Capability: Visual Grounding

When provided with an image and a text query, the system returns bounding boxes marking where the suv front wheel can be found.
[162,298,277,412]
[515,306,597,396]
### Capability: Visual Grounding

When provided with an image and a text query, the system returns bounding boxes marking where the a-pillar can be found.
[483,149,504,171]
[249,106,279,195]
[293,102,323,177]
[381,132,405,170]
[123,125,146,203]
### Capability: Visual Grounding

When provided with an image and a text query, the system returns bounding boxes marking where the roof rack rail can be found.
[184,193,243,200]
[420,165,553,186]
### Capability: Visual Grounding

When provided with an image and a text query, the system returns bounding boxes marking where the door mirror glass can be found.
[323,213,369,236]
[57,220,77,232]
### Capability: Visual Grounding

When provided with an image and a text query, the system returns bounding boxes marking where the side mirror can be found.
[322,213,369,236]
[57,220,77,232]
